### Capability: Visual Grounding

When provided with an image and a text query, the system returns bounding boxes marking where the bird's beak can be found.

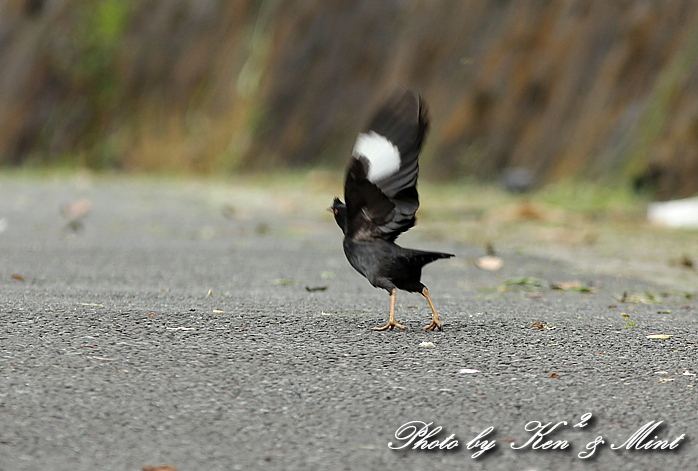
[326,207,333,213]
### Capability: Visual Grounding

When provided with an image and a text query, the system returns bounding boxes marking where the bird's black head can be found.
[329,197,348,235]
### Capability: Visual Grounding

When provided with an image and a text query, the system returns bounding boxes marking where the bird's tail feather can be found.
[408,250,454,267]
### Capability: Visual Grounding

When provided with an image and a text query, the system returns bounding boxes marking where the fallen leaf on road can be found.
[668,254,694,269]
[271,278,296,286]
[61,199,92,232]
[505,277,545,287]
[419,341,435,348]
[212,309,224,313]
[616,291,663,304]
[548,372,559,379]
[61,198,91,221]
[10,273,24,281]
[474,255,503,271]
[459,368,479,374]
[647,334,672,339]
[513,202,546,221]
[550,280,595,293]
[221,204,236,219]
[305,286,327,292]
[529,321,554,330]
[142,466,178,471]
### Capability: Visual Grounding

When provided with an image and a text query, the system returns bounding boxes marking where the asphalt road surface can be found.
[1,176,696,471]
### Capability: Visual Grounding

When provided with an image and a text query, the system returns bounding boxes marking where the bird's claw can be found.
[372,321,405,331]
[422,320,442,331]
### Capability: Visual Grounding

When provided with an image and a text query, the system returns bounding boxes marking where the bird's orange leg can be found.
[372,288,404,331]
[421,287,443,331]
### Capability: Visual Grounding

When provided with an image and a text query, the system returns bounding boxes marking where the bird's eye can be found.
[333,209,339,215]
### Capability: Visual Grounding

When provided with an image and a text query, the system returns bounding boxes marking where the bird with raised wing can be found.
[330,89,454,331]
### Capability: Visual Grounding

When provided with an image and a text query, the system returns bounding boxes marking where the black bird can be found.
[330,89,454,331]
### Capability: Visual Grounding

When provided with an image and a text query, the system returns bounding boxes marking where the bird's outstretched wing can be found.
[344,89,429,241]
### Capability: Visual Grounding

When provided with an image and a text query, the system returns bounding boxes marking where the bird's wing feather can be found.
[344,89,429,241]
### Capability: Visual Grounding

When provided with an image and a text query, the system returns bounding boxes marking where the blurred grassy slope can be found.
[1,0,698,198]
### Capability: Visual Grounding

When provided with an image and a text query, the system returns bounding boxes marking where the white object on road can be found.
[458,368,480,374]
[647,196,698,229]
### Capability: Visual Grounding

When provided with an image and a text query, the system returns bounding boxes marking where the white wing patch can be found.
[352,131,400,182]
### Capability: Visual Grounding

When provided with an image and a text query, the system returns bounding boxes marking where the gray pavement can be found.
[1,176,696,471]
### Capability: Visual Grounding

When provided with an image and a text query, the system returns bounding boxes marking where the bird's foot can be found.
[372,320,405,331]
[422,320,442,331]
[421,287,443,331]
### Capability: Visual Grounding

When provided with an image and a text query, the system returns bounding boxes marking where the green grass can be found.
[537,179,645,215]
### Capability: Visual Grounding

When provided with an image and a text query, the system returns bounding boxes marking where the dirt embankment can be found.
[1,0,697,198]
